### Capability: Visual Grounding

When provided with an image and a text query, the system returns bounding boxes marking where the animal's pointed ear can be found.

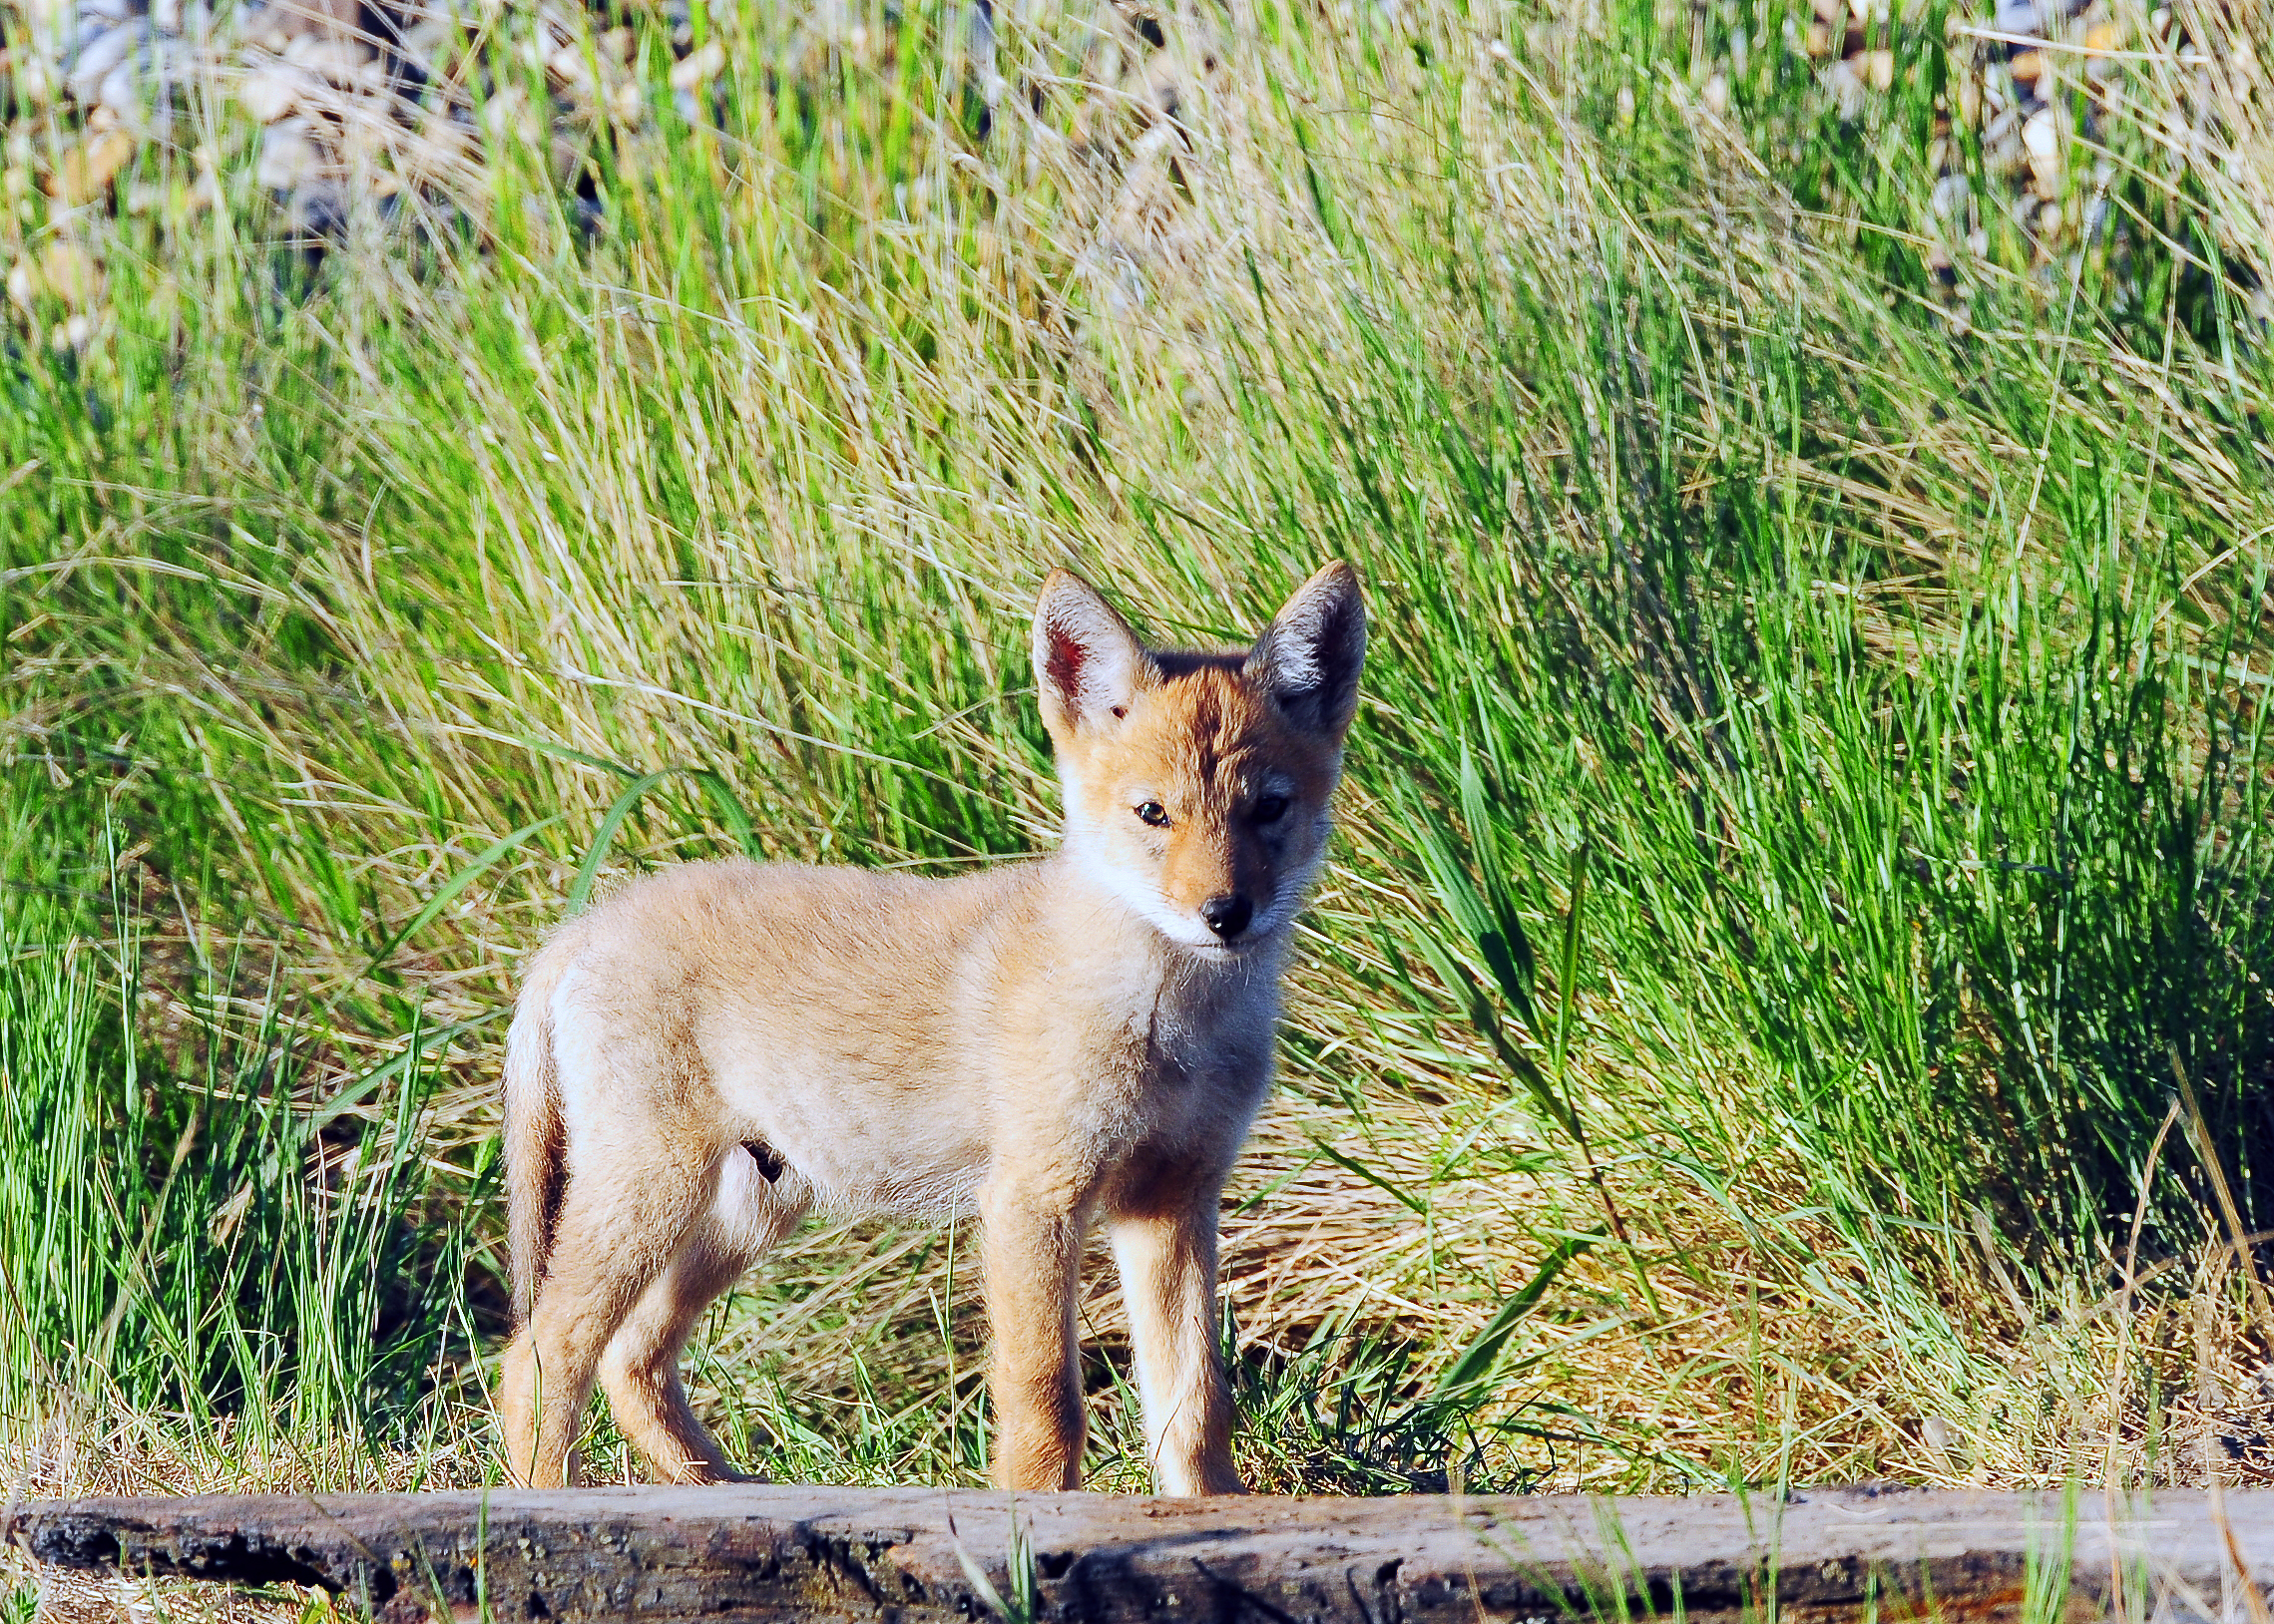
[1034,570,1154,736]
[1246,562,1366,740]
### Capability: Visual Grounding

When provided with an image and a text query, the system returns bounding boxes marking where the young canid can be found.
[498,562,1365,1495]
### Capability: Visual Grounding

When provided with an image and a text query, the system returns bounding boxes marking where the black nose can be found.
[1200,894,1253,941]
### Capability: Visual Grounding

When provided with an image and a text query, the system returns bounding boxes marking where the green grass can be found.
[3,0,2271,1501]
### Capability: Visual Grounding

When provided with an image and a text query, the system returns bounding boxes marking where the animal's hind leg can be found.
[501,1149,710,1487]
[599,1151,809,1483]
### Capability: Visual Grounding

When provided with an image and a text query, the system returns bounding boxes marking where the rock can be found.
[1931,171,1971,218]
[478,83,540,142]
[9,46,59,104]
[94,57,142,117]
[667,37,722,91]
[546,39,593,89]
[1823,55,1866,119]
[281,179,347,235]
[2083,20,2120,82]
[238,60,306,122]
[400,113,474,180]
[2023,105,2061,194]
[8,239,104,312]
[282,28,369,76]
[44,127,136,202]
[240,3,293,52]
[255,115,328,191]
[1994,0,2038,33]
[1861,48,1893,90]
[395,14,461,76]
[1702,70,1728,114]
[63,20,134,102]
[266,0,359,41]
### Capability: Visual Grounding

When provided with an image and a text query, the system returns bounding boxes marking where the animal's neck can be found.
[1034,852,1287,1009]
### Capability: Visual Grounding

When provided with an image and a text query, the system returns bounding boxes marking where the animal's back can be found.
[545,855,1035,1026]
[526,856,1044,1213]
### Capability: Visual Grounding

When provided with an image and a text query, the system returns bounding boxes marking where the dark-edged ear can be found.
[1034,570,1155,737]
[1245,561,1366,739]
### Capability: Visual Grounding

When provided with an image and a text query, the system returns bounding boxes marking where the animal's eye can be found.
[1254,795,1290,824]
[1136,801,1170,828]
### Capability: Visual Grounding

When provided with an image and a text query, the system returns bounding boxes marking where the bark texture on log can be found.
[5,1486,2267,1624]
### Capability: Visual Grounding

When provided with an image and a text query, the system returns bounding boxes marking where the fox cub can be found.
[499,562,1365,1495]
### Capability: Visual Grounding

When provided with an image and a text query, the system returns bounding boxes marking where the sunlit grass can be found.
[3,0,2271,1501]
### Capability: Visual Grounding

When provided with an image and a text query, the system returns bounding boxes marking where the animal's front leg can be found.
[1106,1166,1245,1495]
[979,1179,1088,1490]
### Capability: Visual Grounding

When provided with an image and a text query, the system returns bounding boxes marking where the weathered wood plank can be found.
[6,1486,2267,1624]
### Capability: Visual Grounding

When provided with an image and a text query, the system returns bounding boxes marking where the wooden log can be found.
[6,1485,2269,1624]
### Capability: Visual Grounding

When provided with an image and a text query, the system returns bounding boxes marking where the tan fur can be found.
[498,563,1365,1495]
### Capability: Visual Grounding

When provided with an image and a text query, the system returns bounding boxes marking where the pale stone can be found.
[94,57,141,117]
[1862,48,1893,90]
[397,113,475,185]
[283,30,369,75]
[546,40,593,90]
[36,240,102,309]
[398,16,458,73]
[1701,70,1728,114]
[44,127,135,203]
[479,84,539,142]
[1823,55,1865,119]
[64,22,133,102]
[2023,107,2060,193]
[238,62,304,121]
[255,115,326,190]
[11,51,57,105]
[667,37,722,91]
[242,6,292,52]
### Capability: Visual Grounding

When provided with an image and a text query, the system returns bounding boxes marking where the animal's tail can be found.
[504,929,579,1328]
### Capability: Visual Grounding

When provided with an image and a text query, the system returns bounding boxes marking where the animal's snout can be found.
[1200,894,1253,941]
